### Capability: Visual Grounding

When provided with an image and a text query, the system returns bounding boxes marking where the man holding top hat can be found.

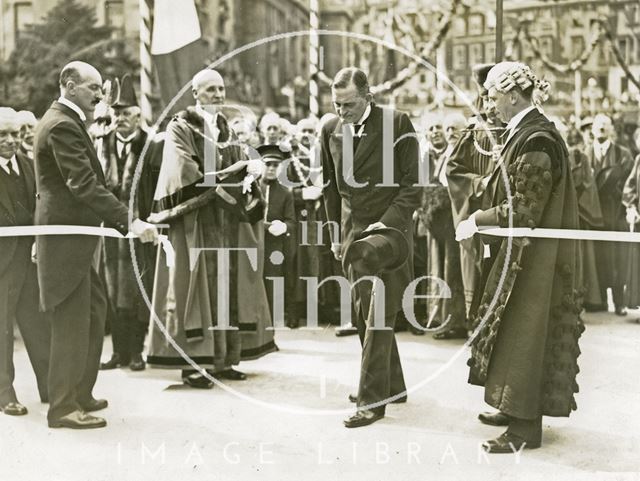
[319,67,421,428]
[96,74,163,372]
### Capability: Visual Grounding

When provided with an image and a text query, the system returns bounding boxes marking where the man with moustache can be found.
[148,69,276,388]
[0,107,50,417]
[34,61,159,429]
[456,62,583,452]
[320,67,421,428]
[586,113,634,315]
[15,110,37,161]
[98,74,162,372]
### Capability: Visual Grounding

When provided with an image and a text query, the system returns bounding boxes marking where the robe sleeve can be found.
[475,135,558,229]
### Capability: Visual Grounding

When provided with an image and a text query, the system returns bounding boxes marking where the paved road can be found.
[1,311,639,481]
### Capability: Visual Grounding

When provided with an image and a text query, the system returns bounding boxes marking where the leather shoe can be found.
[49,410,107,429]
[348,393,407,404]
[100,353,129,370]
[344,409,384,428]
[0,401,28,416]
[482,431,540,453]
[615,306,628,316]
[129,354,146,371]
[182,374,214,389]
[81,398,108,413]
[215,368,247,381]
[433,327,468,340]
[478,411,510,426]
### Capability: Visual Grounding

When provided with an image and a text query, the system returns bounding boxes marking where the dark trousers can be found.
[0,248,50,405]
[110,307,148,361]
[47,267,106,421]
[355,309,406,413]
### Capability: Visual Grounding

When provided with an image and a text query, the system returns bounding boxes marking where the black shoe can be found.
[182,373,214,389]
[409,325,426,336]
[482,431,540,453]
[615,306,628,316]
[129,353,146,371]
[348,394,407,404]
[0,401,28,416]
[433,327,468,340]
[286,318,300,329]
[48,410,106,429]
[100,353,129,370]
[344,409,384,428]
[478,411,510,426]
[215,368,247,381]
[80,398,108,413]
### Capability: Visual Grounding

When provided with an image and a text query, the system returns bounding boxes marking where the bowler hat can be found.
[343,227,409,275]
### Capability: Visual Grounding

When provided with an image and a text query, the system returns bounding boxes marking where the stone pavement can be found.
[1,311,639,481]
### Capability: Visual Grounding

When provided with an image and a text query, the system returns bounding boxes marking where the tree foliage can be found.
[0,0,138,116]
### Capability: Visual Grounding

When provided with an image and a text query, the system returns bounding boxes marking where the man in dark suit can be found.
[34,61,158,429]
[0,107,50,417]
[320,67,421,428]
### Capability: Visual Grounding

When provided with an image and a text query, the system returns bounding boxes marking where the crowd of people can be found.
[0,57,639,453]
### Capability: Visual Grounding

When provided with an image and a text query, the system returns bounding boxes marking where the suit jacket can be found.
[320,104,421,317]
[34,101,129,310]
[0,152,36,277]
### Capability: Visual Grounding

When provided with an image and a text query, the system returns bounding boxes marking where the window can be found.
[105,0,124,31]
[540,36,553,56]
[14,2,34,41]
[618,37,628,63]
[452,45,467,70]
[452,17,466,37]
[469,43,483,65]
[485,42,495,64]
[468,14,484,36]
[571,36,584,58]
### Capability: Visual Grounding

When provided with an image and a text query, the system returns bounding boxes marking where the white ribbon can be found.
[0,225,175,267]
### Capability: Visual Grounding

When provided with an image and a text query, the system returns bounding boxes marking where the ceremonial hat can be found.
[257,144,289,164]
[343,227,409,275]
[471,63,495,90]
[112,74,138,108]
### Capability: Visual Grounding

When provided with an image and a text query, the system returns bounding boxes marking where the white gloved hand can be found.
[268,220,287,237]
[246,158,265,178]
[626,206,639,225]
[455,213,478,241]
[302,186,322,200]
[331,242,342,261]
[131,218,159,244]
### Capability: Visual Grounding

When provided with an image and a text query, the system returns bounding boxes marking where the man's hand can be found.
[301,186,322,201]
[331,242,342,261]
[131,218,159,244]
[31,242,37,264]
[364,221,386,233]
[626,206,639,226]
[455,213,478,241]
[267,220,287,237]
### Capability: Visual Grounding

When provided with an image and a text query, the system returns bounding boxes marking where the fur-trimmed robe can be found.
[147,107,277,371]
[469,108,583,419]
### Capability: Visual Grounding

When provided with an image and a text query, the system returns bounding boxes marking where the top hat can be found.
[257,144,289,164]
[111,74,138,109]
[343,227,409,276]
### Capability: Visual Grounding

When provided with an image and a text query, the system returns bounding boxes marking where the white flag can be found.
[151,0,201,55]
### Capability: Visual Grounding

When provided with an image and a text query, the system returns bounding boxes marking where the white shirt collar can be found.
[0,155,19,175]
[349,103,372,137]
[116,131,137,144]
[58,96,87,121]
[593,139,611,156]
[355,103,372,125]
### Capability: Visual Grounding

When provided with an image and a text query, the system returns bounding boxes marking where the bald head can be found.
[59,61,103,120]
[192,69,225,106]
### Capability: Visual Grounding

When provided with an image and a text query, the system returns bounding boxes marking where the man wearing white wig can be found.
[456,62,584,452]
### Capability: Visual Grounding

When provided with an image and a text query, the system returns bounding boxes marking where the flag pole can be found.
[495,0,503,62]
[309,0,320,119]
[139,0,154,127]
